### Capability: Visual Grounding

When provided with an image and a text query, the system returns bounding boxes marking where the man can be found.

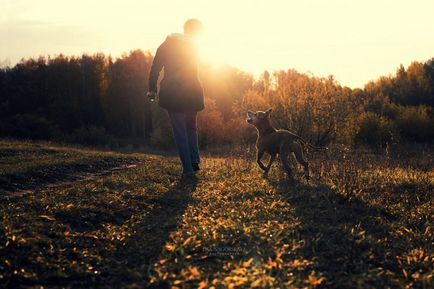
[148,19,204,179]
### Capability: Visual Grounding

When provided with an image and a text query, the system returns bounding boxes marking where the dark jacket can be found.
[148,33,204,112]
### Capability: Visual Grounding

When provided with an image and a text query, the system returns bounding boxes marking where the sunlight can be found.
[197,29,231,67]
[2,0,434,87]
[197,25,266,77]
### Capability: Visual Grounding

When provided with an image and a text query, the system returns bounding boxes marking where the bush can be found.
[0,114,59,140]
[355,112,398,148]
[223,117,256,147]
[197,100,225,149]
[395,105,434,142]
[150,126,174,149]
[66,126,114,146]
[149,108,175,149]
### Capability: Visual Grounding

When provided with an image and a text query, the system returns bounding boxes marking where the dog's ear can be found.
[266,108,273,114]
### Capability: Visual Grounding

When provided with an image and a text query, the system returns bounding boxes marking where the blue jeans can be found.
[167,111,200,174]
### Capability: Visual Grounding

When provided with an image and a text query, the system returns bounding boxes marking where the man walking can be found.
[148,19,204,179]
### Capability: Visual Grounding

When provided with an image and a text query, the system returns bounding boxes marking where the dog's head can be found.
[246,108,272,126]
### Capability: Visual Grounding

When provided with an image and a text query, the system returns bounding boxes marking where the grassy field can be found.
[0,140,433,288]
[0,140,141,197]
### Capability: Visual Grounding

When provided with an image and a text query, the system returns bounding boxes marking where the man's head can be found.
[246,108,272,126]
[184,19,203,36]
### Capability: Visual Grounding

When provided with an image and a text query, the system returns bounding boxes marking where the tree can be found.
[103,50,153,138]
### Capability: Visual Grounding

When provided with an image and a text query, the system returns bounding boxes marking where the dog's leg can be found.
[293,142,309,180]
[279,145,292,177]
[256,150,267,171]
[264,153,276,175]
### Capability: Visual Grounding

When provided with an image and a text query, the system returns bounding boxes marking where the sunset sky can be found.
[1,0,434,88]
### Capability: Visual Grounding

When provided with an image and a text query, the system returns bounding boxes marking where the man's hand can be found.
[147,91,158,102]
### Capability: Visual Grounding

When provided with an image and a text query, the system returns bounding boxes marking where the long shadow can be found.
[266,177,401,288]
[2,178,198,288]
[103,178,199,288]
[54,204,135,232]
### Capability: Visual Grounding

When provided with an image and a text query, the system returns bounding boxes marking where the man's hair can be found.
[184,19,203,35]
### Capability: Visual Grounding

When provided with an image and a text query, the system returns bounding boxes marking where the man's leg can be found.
[168,111,194,175]
[185,112,200,167]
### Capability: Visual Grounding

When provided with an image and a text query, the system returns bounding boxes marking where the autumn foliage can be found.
[0,51,433,148]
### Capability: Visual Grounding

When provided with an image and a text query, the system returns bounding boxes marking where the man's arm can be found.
[148,44,165,93]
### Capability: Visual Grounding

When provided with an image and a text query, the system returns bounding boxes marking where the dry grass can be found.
[0,140,433,288]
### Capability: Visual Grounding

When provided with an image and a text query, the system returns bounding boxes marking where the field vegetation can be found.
[0,141,432,288]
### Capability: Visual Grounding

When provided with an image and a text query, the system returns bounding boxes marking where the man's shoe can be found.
[192,163,200,171]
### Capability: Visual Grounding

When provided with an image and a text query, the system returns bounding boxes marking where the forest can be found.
[0,50,433,149]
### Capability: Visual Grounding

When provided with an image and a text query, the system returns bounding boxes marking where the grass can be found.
[0,140,433,288]
[0,140,141,194]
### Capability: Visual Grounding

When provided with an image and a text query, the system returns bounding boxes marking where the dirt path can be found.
[0,162,141,200]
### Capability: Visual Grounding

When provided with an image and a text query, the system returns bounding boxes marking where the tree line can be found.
[0,50,433,148]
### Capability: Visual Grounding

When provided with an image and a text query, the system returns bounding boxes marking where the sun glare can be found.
[197,32,230,68]
[2,0,434,87]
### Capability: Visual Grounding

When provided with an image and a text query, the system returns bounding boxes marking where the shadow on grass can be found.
[55,206,134,232]
[104,178,199,288]
[266,177,401,288]
[3,178,199,288]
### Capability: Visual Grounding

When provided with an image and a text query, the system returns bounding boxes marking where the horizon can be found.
[2,0,434,88]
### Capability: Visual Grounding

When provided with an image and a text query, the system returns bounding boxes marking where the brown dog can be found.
[247,108,326,179]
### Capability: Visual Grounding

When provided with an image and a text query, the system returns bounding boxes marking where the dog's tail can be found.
[295,135,328,151]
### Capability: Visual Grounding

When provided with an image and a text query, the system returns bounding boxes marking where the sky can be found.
[1,0,434,88]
